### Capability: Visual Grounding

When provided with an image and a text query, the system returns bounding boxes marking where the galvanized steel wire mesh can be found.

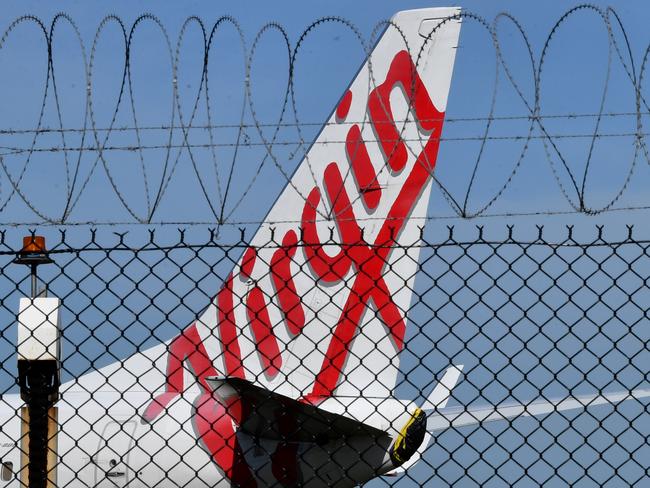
[0,226,648,486]
[1,4,650,487]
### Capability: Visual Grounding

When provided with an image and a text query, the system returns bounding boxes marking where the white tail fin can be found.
[149,8,462,407]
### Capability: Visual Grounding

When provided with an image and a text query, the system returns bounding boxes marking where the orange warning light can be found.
[20,236,47,254]
[13,235,54,266]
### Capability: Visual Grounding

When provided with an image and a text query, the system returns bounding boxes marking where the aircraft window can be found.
[1,461,12,481]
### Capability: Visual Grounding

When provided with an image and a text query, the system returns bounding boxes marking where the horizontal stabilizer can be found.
[206,377,389,443]
[428,388,650,432]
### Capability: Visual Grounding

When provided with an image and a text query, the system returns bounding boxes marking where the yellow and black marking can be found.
[389,407,427,467]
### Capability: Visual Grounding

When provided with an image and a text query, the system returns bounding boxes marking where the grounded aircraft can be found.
[1,6,649,488]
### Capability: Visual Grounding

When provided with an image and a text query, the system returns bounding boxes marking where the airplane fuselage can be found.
[0,386,407,487]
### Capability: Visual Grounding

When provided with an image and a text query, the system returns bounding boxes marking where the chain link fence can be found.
[1,3,649,487]
[0,225,647,487]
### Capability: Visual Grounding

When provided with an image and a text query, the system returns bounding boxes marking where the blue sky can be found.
[1,2,649,486]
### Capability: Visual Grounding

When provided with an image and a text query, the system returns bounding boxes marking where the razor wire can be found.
[1,5,650,225]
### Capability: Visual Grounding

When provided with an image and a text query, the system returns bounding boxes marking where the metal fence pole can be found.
[14,236,58,488]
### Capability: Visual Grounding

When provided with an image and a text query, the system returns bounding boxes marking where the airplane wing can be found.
[205,377,390,443]
[387,368,650,478]
[421,365,464,411]
[427,388,650,432]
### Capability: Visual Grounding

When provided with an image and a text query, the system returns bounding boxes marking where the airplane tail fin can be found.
[155,8,463,405]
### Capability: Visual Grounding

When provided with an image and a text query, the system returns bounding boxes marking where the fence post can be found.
[14,236,58,488]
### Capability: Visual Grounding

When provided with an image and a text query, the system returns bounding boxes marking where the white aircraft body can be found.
[1,7,649,487]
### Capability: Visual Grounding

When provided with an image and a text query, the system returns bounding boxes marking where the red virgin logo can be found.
[142,49,445,484]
